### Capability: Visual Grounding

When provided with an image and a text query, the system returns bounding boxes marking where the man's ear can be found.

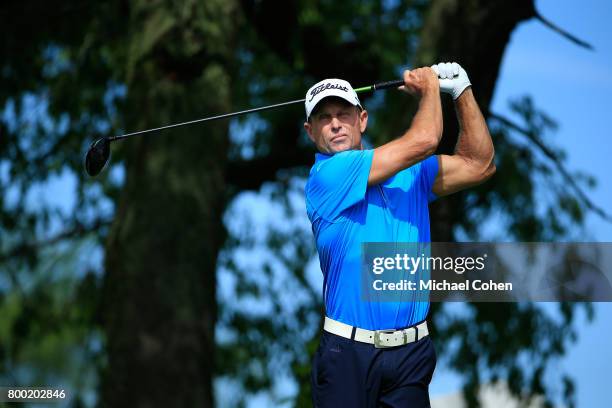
[359,109,368,133]
[304,121,315,143]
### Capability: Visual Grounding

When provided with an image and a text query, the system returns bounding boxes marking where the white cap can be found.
[305,78,362,120]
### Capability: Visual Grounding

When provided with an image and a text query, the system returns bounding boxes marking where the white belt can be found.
[324,317,429,348]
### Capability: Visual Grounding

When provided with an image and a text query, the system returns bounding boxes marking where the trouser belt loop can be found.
[350,326,357,340]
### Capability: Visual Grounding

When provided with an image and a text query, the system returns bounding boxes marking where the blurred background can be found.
[1,0,610,407]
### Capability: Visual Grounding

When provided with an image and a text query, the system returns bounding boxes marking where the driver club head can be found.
[84,137,111,177]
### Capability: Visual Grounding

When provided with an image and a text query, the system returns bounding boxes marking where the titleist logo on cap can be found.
[309,82,349,102]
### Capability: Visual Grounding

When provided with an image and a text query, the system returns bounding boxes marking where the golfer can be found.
[304,62,495,407]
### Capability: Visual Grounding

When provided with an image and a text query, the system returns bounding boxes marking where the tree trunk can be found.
[415,0,536,241]
[100,1,236,406]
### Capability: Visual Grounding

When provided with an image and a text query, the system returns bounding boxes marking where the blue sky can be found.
[494,0,612,242]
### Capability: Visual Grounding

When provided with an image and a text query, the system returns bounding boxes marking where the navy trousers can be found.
[310,330,437,407]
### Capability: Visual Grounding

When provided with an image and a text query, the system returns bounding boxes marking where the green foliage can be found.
[0,240,103,407]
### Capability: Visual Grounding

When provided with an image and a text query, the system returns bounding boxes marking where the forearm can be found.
[454,88,494,169]
[404,89,443,146]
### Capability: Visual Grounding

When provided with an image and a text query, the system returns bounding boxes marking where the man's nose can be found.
[330,116,341,129]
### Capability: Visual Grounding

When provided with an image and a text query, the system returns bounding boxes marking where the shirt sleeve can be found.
[307,149,374,221]
[419,155,439,203]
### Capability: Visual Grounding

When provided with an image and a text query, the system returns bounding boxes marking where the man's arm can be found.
[430,63,495,197]
[368,67,443,186]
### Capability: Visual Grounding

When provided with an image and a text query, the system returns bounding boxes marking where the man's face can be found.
[304,97,368,154]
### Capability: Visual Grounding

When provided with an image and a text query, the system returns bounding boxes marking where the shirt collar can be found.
[315,152,333,163]
[313,137,370,162]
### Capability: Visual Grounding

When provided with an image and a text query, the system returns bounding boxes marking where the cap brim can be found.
[307,92,361,119]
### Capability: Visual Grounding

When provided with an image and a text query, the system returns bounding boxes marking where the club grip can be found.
[373,79,405,91]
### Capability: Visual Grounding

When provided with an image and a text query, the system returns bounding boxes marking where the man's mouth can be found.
[330,134,348,143]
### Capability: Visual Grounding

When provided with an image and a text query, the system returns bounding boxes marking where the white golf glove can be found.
[431,62,471,100]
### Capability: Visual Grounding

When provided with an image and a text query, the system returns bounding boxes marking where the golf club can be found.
[84,79,406,177]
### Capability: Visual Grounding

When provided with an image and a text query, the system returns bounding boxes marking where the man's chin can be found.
[329,142,355,154]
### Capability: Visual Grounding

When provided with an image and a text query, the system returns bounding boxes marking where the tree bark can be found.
[100,1,237,406]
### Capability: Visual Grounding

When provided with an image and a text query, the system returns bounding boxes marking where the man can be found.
[304,62,495,407]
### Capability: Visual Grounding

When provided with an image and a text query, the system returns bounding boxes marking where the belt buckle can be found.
[373,329,405,348]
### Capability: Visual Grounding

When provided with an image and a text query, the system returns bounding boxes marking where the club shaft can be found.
[110,98,306,141]
[354,79,404,93]
[108,79,405,142]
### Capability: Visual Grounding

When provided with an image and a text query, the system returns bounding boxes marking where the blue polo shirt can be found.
[305,149,439,330]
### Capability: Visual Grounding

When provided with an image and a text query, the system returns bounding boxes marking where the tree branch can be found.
[0,218,112,263]
[534,12,594,50]
[488,111,612,222]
